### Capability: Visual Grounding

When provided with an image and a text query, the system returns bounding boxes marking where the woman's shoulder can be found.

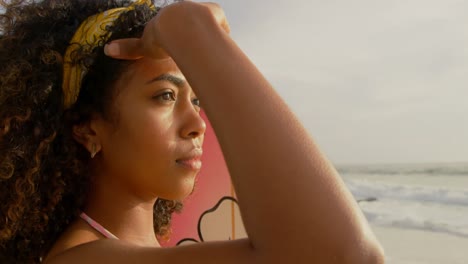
[43,237,257,264]
[44,219,103,262]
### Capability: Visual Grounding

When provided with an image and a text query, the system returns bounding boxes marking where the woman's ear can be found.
[72,120,102,157]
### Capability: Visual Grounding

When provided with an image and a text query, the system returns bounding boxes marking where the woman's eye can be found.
[156,91,176,101]
[192,98,201,107]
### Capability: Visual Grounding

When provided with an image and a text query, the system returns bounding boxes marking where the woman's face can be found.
[94,57,206,201]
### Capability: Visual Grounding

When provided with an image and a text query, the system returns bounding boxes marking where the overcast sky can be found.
[205,0,468,165]
[2,1,467,164]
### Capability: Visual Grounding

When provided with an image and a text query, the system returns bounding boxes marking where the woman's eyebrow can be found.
[146,73,186,89]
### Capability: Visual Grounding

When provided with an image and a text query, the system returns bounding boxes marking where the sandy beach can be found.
[372,225,468,264]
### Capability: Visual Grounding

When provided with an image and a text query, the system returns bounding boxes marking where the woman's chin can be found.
[157,179,196,201]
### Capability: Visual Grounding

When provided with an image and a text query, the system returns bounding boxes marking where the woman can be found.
[0,0,384,263]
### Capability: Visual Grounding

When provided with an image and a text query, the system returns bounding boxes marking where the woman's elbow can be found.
[345,237,386,264]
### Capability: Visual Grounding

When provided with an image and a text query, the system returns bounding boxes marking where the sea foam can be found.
[339,163,468,238]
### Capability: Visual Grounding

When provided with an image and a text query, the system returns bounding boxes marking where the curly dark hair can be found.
[0,0,183,262]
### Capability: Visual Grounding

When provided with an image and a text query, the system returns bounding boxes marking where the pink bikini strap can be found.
[80,212,119,239]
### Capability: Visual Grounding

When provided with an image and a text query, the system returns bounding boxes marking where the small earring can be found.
[90,143,98,159]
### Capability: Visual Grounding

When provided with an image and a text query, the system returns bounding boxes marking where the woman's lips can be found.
[176,158,202,170]
[176,148,203,170]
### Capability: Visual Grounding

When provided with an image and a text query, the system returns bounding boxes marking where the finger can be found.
[200,2,230,34]
[222,19,231,34]
[104,38,144,60]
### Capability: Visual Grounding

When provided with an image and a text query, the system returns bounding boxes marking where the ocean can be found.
[337,162,468,239]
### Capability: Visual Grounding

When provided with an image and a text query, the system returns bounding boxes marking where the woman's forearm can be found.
[160,8,383,263]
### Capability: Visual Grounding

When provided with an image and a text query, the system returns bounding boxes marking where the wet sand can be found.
[372,225,468,264]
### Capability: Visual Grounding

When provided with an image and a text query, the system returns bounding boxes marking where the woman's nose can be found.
[179,103,206,139]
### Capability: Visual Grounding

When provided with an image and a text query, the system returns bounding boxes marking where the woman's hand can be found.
[104,1,230,60]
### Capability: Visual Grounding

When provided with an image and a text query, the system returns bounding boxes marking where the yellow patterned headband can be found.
[62,0,155,109]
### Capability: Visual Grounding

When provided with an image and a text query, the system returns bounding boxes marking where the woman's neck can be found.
[84,172,161,247]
